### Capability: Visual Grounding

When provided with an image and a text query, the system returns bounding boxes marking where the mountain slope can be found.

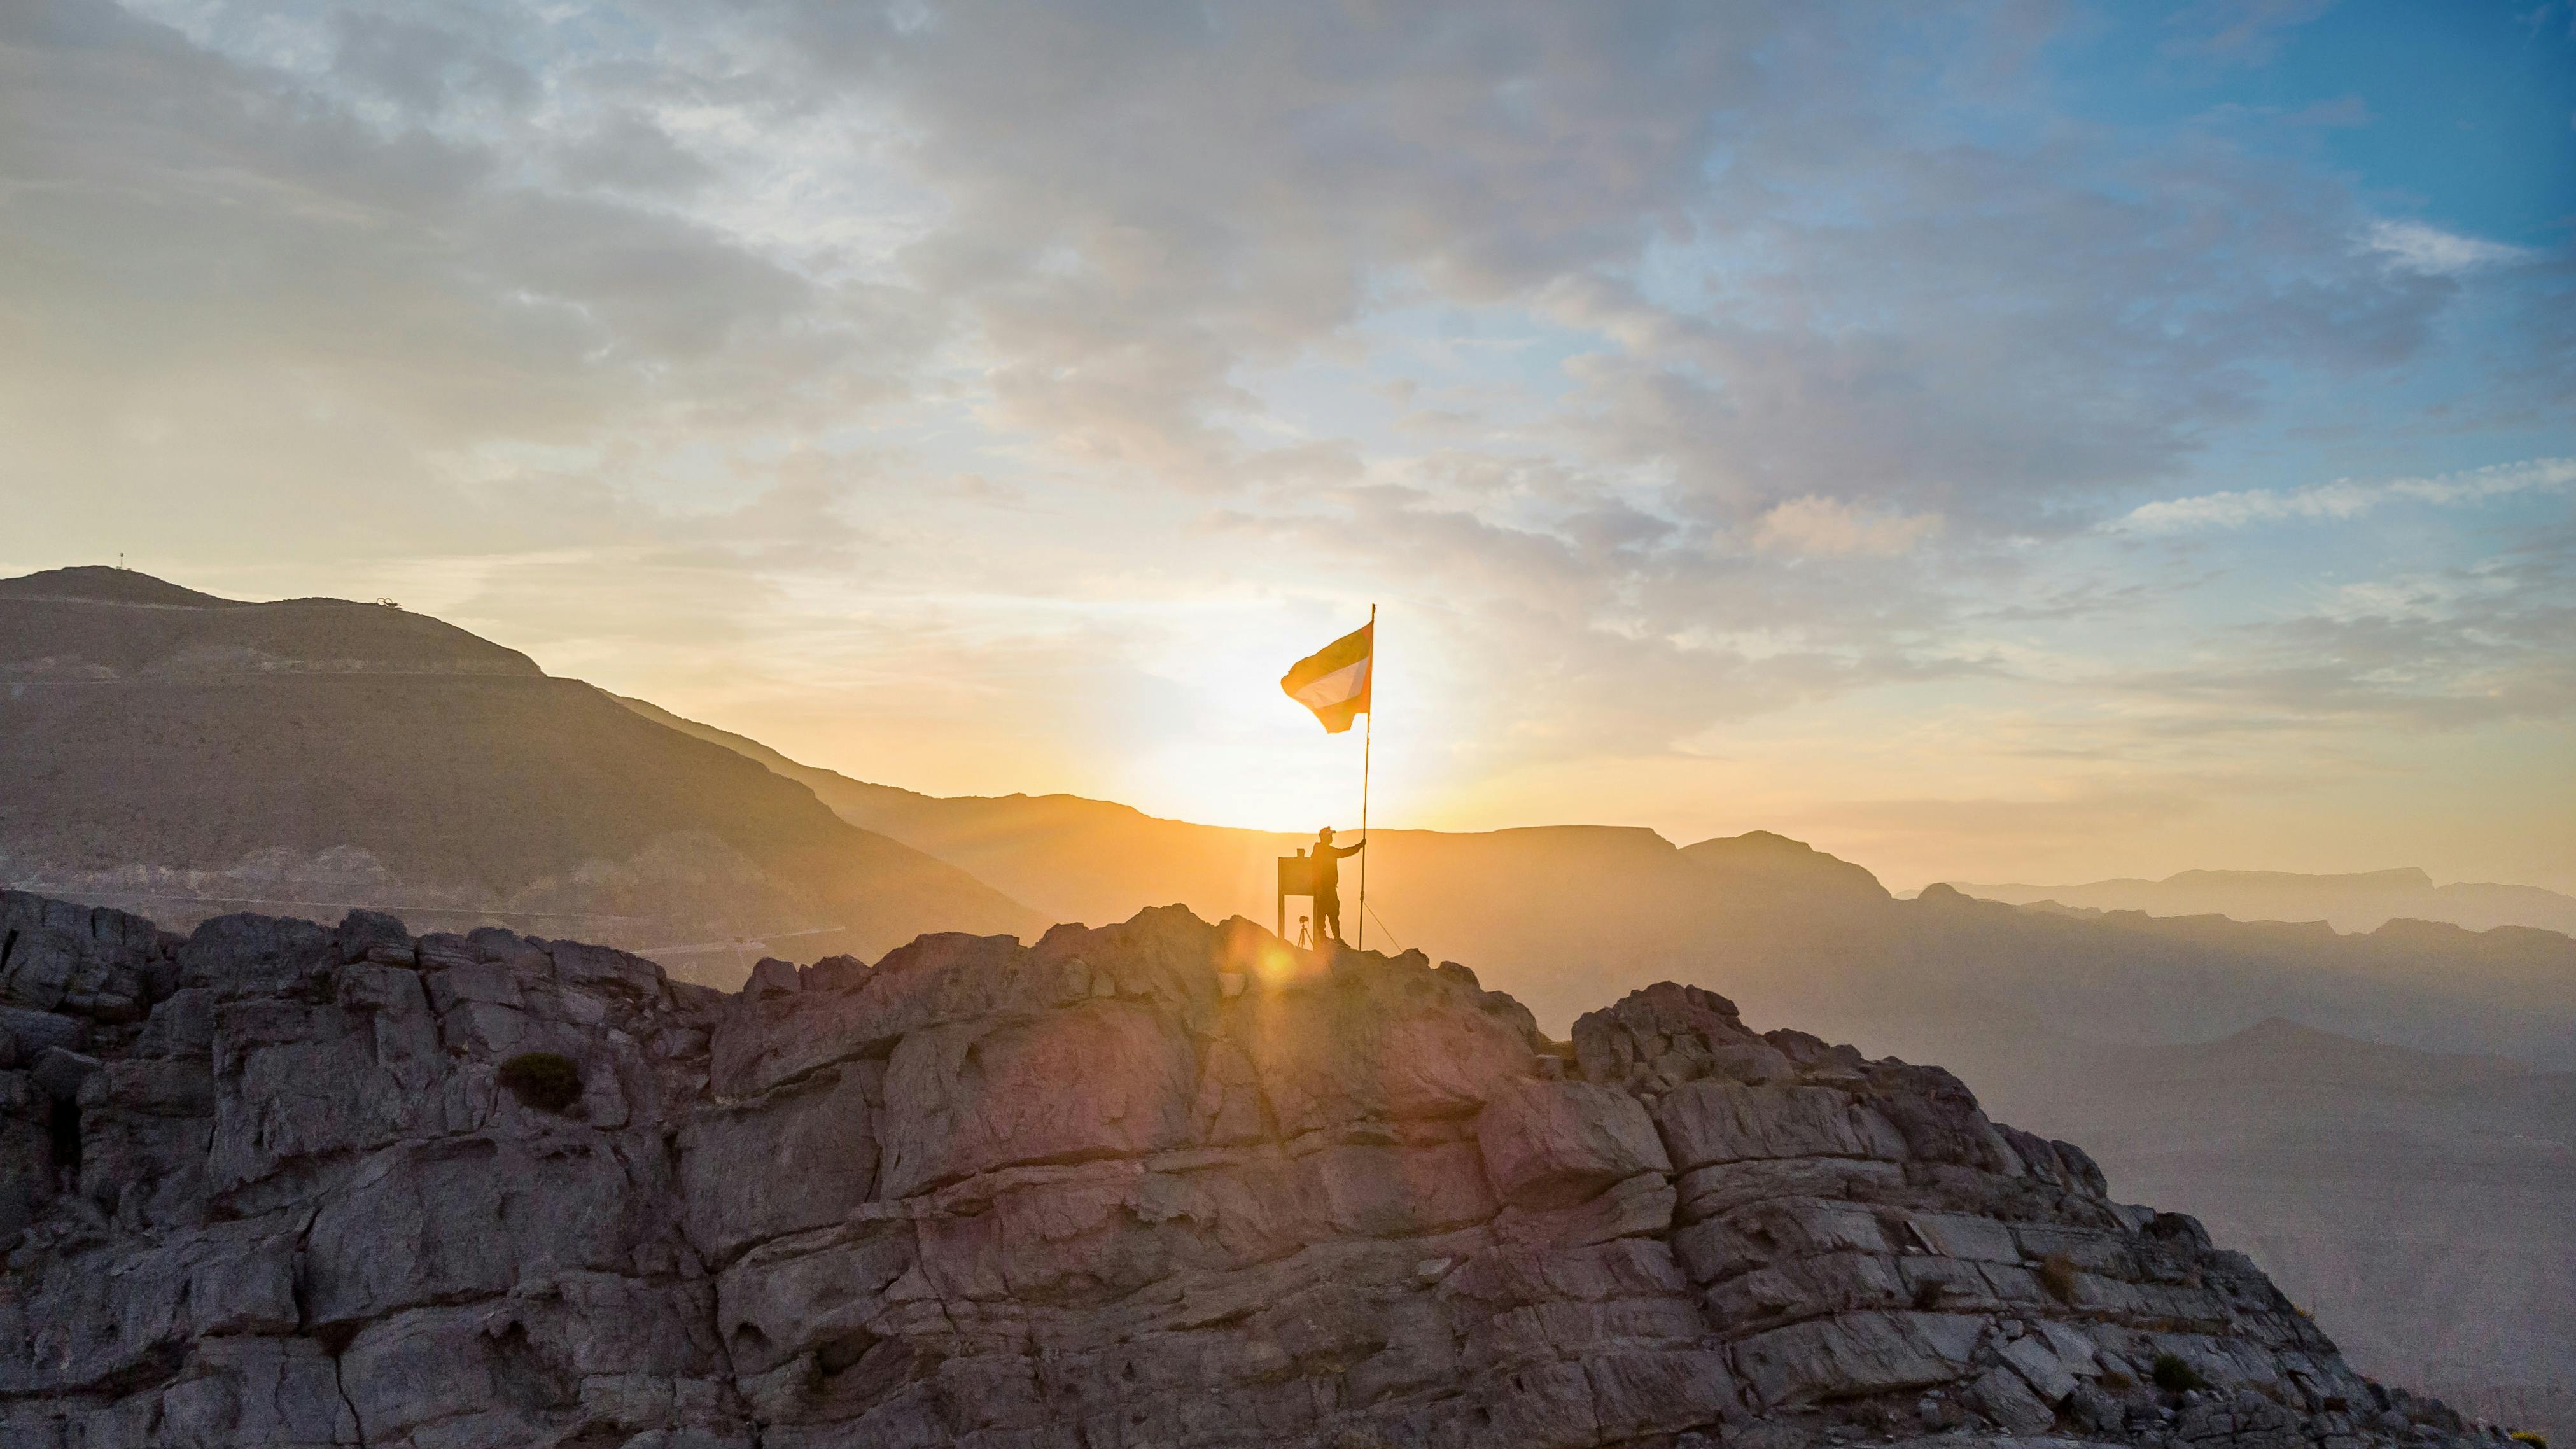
[0,564,538,677]
[0,888,2511,1448]
[1931,1016,2575,1438]
[1,568,1042,976]
[620,696,2576,1067]
[618,694,1303,924]
[622,695,1902,1023]
[1952,867,2576,935]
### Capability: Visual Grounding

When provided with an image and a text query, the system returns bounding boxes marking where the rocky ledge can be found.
[0,889,2515,1448]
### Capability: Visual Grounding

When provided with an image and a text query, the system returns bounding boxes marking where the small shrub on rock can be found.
[2151,1354,2208,1394]
[2038,1252,2080,1303]
[498,1052,583,1114]
[2508,1434,2545,1449]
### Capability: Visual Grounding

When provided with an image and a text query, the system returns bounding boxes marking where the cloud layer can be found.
[2113,458,2576,533]
[4,0,2572,890]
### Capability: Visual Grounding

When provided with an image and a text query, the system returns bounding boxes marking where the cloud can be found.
[1813,788,2206,847]
[11,0,2529,543]
[0,0,949,572]
[1524,94,2462,529]
[5,0,2571,888]
[822,0,1761,484]
[1751,497,1944,557]
[2363,220,2534,275]
[2162,0,2339,66]
[2094,528,2576,735]
[2110,458,2576,533]
[2286,95,2369,127]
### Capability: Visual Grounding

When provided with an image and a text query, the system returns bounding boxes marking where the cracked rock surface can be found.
[0,890,2514,1448]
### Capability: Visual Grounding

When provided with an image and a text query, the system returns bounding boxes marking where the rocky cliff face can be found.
[0,890,2514,1449]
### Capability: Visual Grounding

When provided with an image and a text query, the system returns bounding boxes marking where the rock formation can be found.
[0,889,2516,1448]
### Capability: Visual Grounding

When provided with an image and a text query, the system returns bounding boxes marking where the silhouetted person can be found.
[1310,826,1364,941]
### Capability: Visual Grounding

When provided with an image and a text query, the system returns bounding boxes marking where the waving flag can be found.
[1280,620,1373,733]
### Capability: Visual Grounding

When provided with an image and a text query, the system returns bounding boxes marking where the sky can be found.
[3,0,2573,893]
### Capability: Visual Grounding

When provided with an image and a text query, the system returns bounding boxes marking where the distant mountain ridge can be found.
[1951,867,2576,936]
[620,696,2575,1072]
[0,568,1041,975]
[0,564,539,678]
[619,692,1888,927]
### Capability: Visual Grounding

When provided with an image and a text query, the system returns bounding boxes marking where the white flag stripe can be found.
[1289,657,1369,711]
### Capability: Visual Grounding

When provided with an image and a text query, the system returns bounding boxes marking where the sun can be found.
[1108,607,1404,833]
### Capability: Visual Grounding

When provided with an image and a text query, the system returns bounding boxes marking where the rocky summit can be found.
[0,890,2510,1449]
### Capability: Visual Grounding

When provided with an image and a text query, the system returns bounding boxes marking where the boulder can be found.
[746,956,801,998]
[2001,1327,2082,1403]
[1655,1078,1907,1170]
[335,907,410,965]
[0,893,169,1020]
[877,998,1195,1199]
[1477,1079,1672,1209]
[1729,1311,1984,1407]
[1971,1361,2061,1434]
[31,1046,99,1102]
[679,1062,879,1262]
[1573,982,1772,1093]
[134,988,214,1058]
[0,1005,86,1058]
[1238,957,1536,1134]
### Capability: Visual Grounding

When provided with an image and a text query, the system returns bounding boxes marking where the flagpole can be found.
[1359,603,1373,951]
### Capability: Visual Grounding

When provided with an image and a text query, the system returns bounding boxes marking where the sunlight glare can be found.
[1107,605,1439,833]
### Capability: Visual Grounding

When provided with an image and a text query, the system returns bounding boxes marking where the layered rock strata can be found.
[0,889,2510,1448]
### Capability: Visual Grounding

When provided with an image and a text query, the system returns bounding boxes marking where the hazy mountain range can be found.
[627,696,2576,1071]
[7,566,2570,1433]
[1950,870,2576,936]
[1947,1018,2574,1442]
[0,566,1040,966]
